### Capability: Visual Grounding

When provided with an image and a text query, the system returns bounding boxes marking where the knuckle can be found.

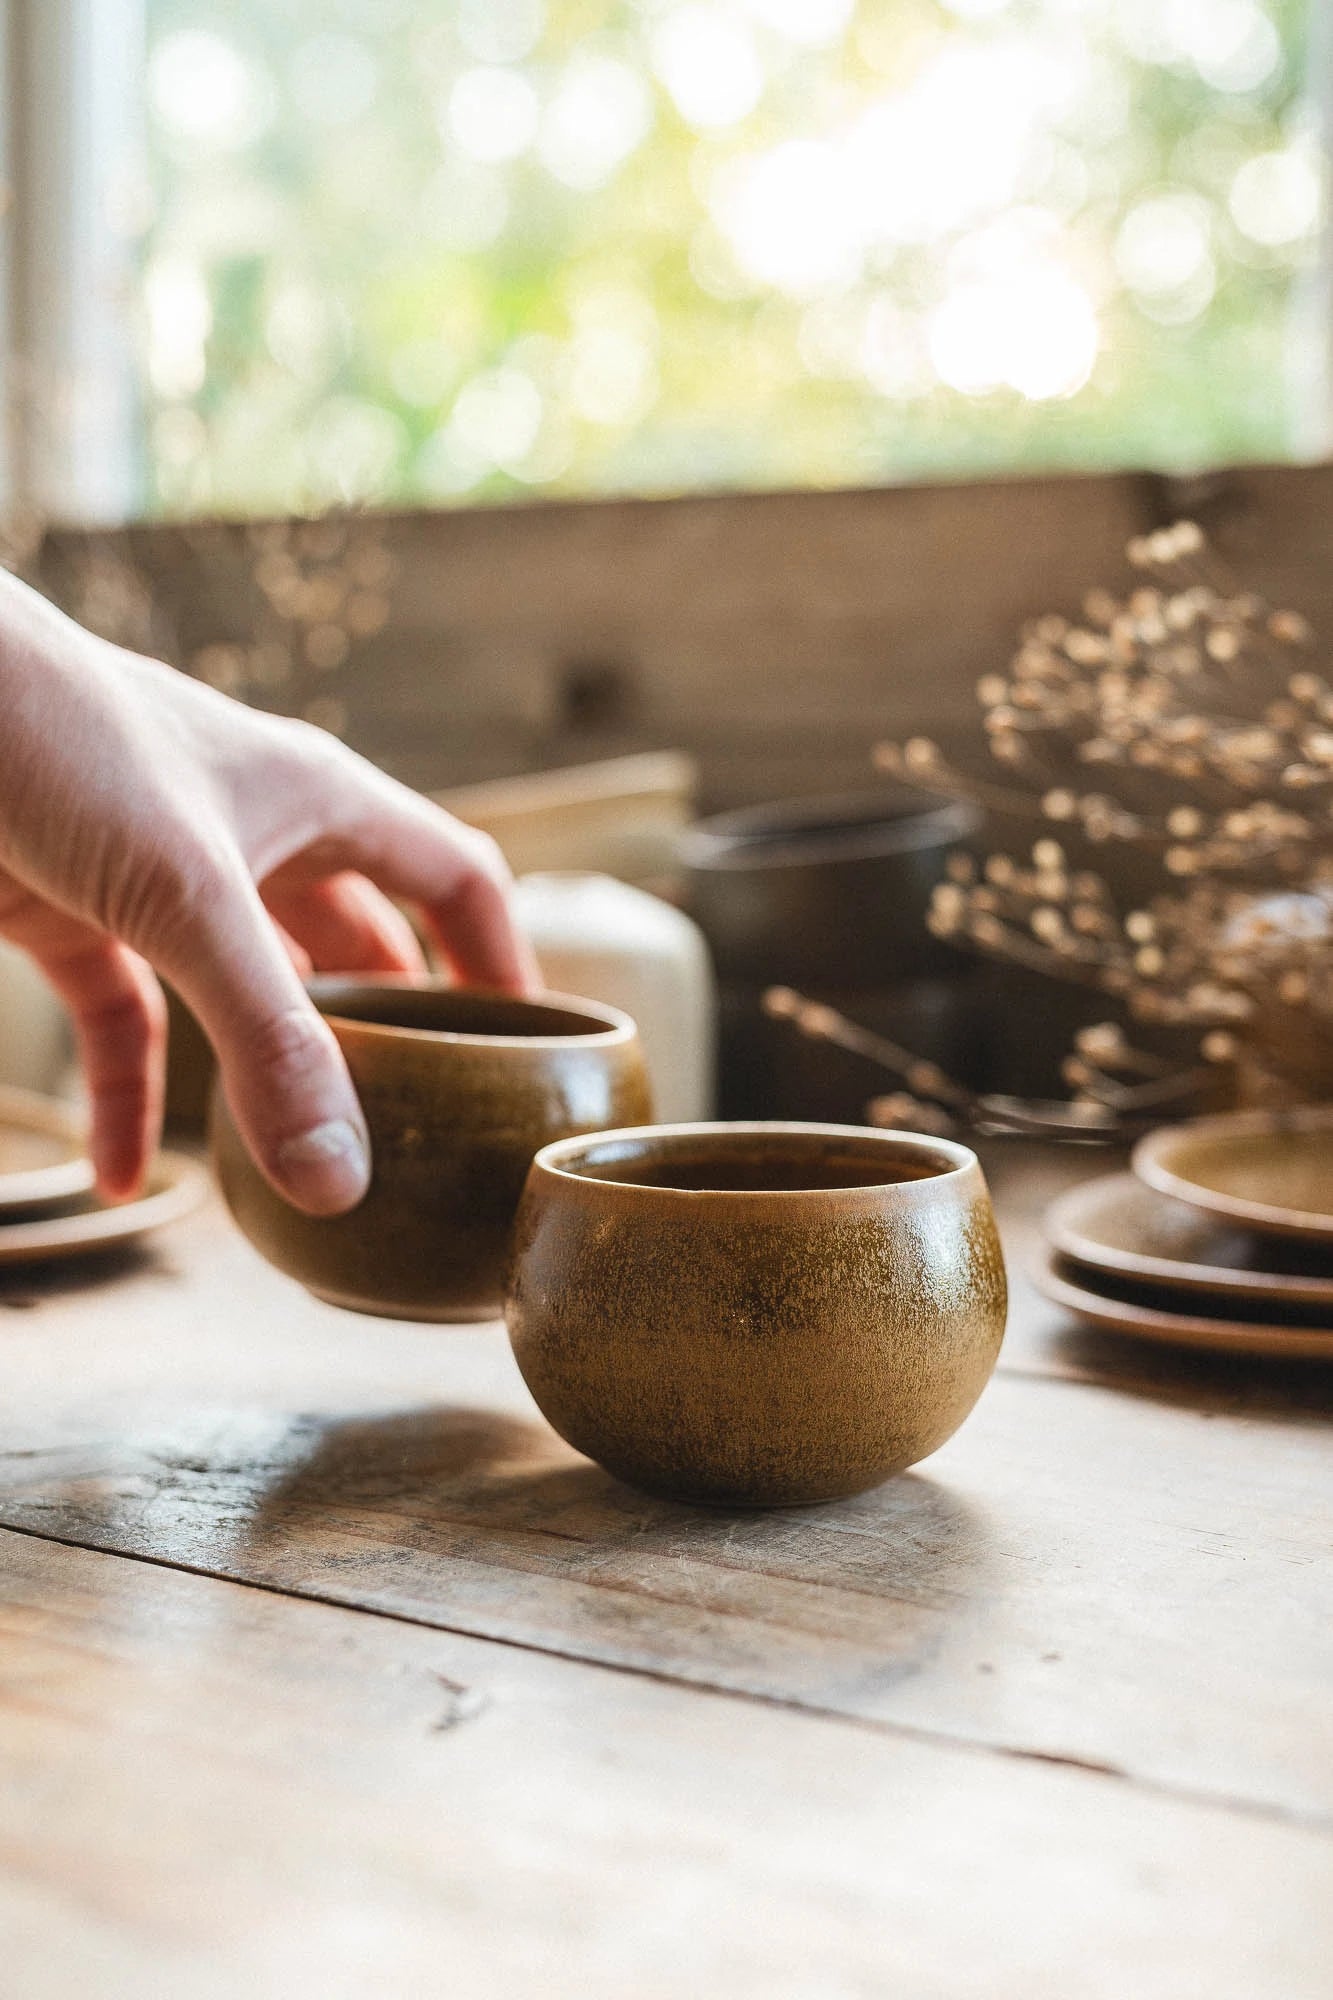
[277,714,355,784]
[455,827,512,893]
[273,711,328,758]
[247,1004,337,1095]
[104,829,232,960]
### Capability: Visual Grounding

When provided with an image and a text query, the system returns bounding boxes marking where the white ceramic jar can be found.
[514,873,716,1124]
[0,943,69,1093]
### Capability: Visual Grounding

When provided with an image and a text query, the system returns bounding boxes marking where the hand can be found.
[0,571,538,1213]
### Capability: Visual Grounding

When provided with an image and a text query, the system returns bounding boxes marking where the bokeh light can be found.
[446,66,540,163]
[1115,193,1217,322]
[1230,146,1325,246]
[651,7,764,129]
[142,0,1321,514]
[539,53,653,190]
[151,29,272,152]
[928,271,1099,400]
[145,257,211,397]
[717,140,864,294]
[741,0,858,47]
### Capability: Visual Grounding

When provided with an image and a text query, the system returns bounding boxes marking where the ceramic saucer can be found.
[1034,1248,1333,1361]
[0,1086,94,1219]
[0,1150,208,1269]
[1133,1109,1333,1246]
[1046,1173,1333,1309]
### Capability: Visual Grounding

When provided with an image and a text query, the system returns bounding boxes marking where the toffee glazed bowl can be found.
[505,1121,1007,1507]
[211,978,652,1322]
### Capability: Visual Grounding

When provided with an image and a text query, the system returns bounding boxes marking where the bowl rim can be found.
[1132,1106,1333,1236]
[306,975,638,1050]
[531,1119,979,1198]
[681,787,980,873]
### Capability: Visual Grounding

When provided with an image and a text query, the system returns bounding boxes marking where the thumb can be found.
[160,865,371,1216]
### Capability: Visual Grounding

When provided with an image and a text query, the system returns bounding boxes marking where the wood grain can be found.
[37,461,1333,806]
[0,1165,1328,1825]
[0,1527,1327,2000]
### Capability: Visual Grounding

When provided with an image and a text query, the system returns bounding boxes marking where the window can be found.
[71,2,1333,514]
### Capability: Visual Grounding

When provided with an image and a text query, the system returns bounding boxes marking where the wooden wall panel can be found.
[39,459,1333,809]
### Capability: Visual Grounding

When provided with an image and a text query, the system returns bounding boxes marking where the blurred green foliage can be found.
[143,0,1323,515]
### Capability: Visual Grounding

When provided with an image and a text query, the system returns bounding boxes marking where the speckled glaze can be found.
[212,979,652,1322]
[505,1122,1007,1507]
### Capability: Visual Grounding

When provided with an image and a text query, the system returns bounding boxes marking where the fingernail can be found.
[276,1117,370,1214]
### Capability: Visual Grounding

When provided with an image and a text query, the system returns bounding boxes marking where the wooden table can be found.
[0,1143,1329,1999]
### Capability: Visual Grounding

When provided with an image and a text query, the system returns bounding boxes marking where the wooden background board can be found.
[0,1155,1329,1828]
[36,459,1333,807]
[3,1528,1327,2000]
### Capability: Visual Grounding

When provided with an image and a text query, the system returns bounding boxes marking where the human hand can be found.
[0,571,538,1213]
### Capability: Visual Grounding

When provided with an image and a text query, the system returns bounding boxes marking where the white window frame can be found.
[1305,0,1333,460]
[0,0,145,525]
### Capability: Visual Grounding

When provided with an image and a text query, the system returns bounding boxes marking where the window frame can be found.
[0,0,145,525]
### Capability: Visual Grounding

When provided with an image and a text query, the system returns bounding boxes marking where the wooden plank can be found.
[35,461,1333,804]
[0,1171,1328,1824]
[0,1528,1327,2000]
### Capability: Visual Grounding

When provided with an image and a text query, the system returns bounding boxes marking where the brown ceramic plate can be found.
[1133,1110,1333,1245]
[0,1149,207,1268]
[1046,1172,1333,1308]
[1034,1248,1333,1360]
[0,1086,95,1219]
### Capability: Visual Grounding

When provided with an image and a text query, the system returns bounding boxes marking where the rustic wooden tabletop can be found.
[0,1141,1328,2000]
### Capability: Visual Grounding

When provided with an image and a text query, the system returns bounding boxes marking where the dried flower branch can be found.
[762,988,1209,1139]
[885,523,1332,1104]
[777,520,1333,1129]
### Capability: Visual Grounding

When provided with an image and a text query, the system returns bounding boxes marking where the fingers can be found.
[272,922,314,979]
[35,939,167,1202]
[296,751,540,993]
[357,797,539,991]
[262,871,426,978]
[0,883,166,1199]
[420,840,542,993]
[156,862,372,1217]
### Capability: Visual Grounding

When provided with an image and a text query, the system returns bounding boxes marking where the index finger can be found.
[318,766,540,993]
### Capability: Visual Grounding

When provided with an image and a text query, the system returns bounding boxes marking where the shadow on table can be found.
[251,1403,560,1510]
[1048,1322,1333,1422]
[0,1243,164,1311]
[245,1401,995,1689]
[251,1399,982,1551]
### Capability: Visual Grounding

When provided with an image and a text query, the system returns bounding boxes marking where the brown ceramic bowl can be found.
[505,1121,1007,1506]
[211,979,652,1322]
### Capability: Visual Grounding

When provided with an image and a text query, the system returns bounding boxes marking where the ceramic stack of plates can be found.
[1036,1108,1333,1360]
[0,1085,205,1271]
